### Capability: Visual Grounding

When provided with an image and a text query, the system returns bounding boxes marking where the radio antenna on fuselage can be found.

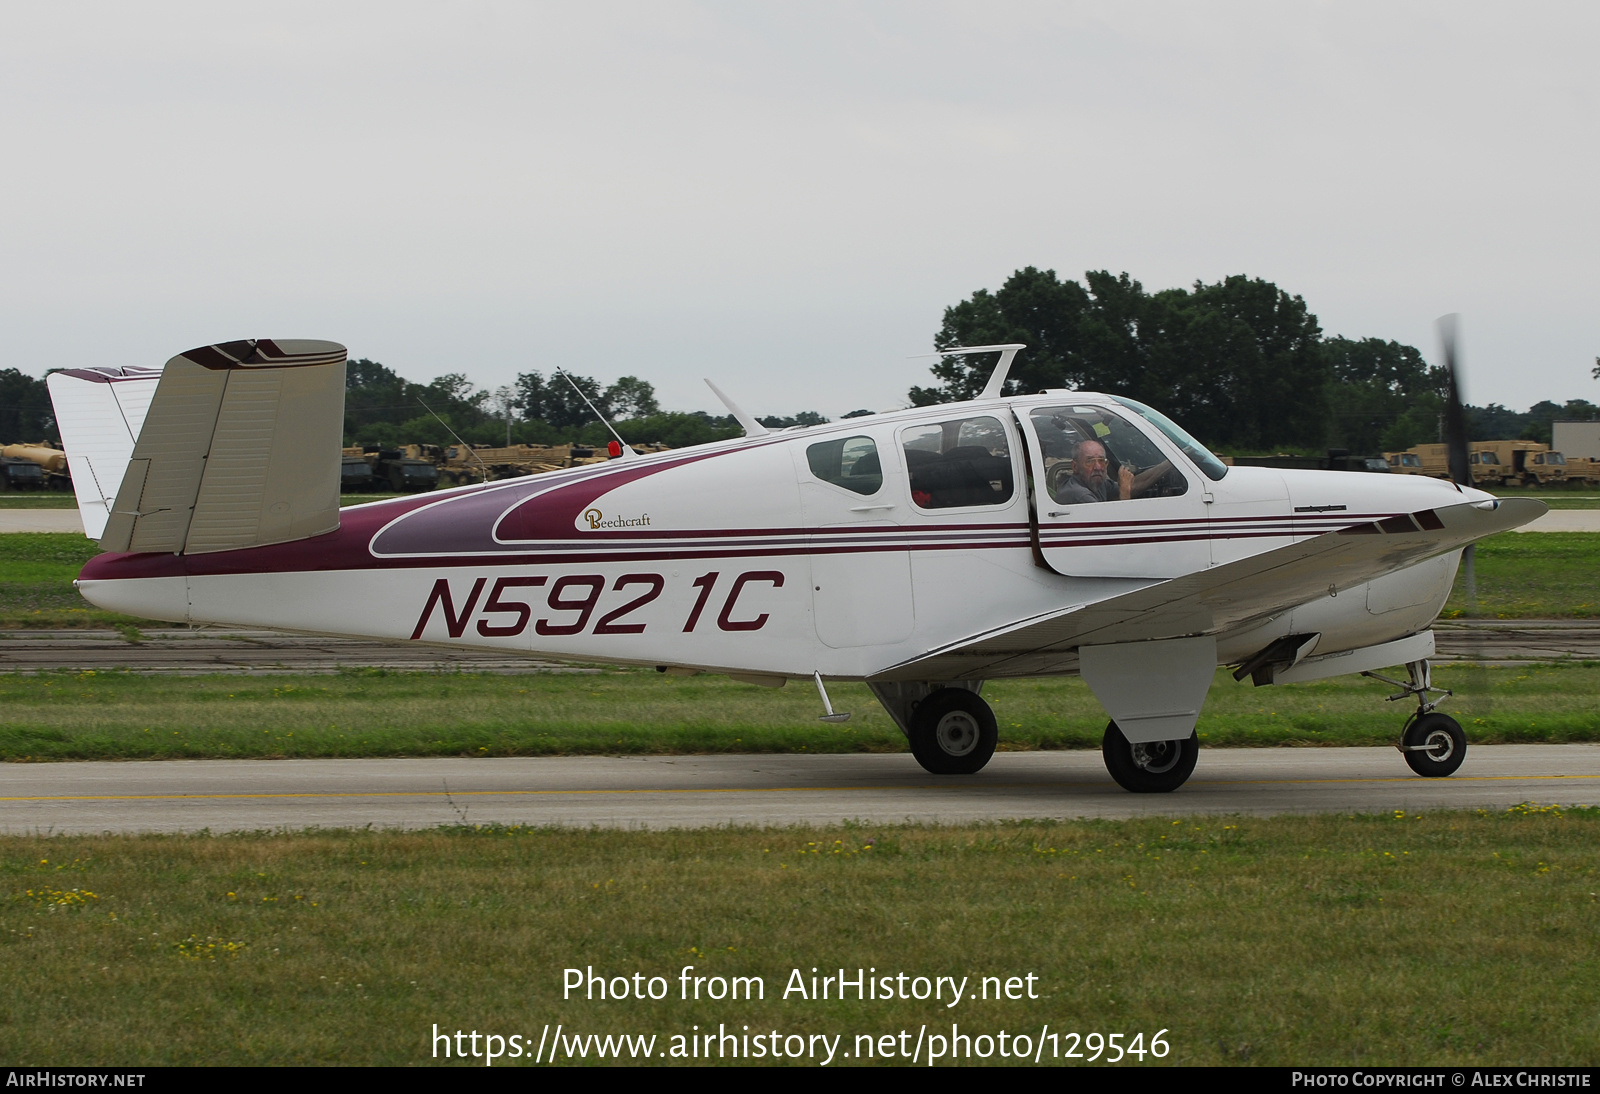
[555,369,636,456]
[417,397,492,482]
[704,379,770,437]
[908,344,1027,400]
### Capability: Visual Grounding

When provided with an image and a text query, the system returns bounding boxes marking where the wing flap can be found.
[871,497,1543,682]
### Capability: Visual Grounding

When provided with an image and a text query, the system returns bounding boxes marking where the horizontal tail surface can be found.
[47,339,347,554]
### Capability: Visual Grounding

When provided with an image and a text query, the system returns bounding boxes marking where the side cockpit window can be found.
[902,415,1014,509]
[1030,405,1188,504]
[806,435,883,496]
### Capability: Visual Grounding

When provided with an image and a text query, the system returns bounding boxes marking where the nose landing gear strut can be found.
[1362,658,1466,778]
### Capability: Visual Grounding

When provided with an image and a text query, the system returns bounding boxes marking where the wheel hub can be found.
[1130,739,1183,774]
[934,711,980,757]
[1421,729,1456,762]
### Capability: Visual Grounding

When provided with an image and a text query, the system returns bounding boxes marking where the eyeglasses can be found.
[1078,456,1108,466]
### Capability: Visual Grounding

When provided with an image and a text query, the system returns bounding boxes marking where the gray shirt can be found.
[1055,475,1114,504]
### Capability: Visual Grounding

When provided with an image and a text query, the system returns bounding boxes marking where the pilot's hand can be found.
[1118,464,1134,500]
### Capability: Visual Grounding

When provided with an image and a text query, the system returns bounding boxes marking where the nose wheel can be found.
[1363,658,1467,778]
[1400,711,1467,777]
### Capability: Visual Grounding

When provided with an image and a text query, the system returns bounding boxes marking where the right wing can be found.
[871,497,1543,681]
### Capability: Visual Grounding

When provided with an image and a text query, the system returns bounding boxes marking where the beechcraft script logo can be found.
[582,508,651,530]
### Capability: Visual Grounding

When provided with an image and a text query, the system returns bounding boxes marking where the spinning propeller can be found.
[1437,314,1490,720]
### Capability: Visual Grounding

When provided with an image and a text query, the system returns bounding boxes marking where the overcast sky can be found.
[2,2,1595,420]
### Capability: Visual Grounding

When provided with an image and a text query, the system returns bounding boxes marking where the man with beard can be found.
[1054,438,1133,503]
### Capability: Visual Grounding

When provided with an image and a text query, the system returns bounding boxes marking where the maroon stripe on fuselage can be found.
[75,461,1414,585]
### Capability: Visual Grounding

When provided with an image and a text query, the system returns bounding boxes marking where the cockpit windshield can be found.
[1109,396,1229,481]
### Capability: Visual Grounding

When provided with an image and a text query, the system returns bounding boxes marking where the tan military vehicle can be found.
[1403,443,1461,481]
[1559,455,1600,485]
[1,442,72,491]
[438,443,566,486]
[435,441,674,486]
[1474,440,1565,487]
[1383,450,1426,476]
[1401,440,1568,487]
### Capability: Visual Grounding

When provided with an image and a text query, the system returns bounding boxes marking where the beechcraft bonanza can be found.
[47,337,1543,792]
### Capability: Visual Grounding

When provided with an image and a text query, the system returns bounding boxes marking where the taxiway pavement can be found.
[5,621,1597,674]
[2,746,1595,834]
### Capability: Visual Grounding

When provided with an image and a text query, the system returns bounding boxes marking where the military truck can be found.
[1,443,71,491]
[1383,451,1426,476]
[1402,440,1568,487]
[437,443,567,487]
[350,445,441,492]
[0,454,46,491]
[434,441,673,486]
[1563,456,1600,486]
[1475,440,1566,487]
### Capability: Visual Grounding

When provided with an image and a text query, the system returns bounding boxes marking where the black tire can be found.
[1402,712,1466,777]
[908,688,998,775]
[1101,721,1198,793]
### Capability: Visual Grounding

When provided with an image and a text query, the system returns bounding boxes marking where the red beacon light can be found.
[607,440,622,458]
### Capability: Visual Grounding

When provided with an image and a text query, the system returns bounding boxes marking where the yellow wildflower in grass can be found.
[20,886,98,910]
[174,935,246,960]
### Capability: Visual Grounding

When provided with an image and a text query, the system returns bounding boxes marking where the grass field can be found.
[0,808,1595,1066]
[3,530,1598,630]
[1488,487,1600,509]
[1441,533,1600,618]
[0,662,1595,761]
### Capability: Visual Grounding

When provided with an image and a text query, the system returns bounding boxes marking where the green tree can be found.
[914,266,1086,404]
[1319,337,1445,454]
[512,371,659,429]
[922,269,1328,450]
[757,411,829,428]
[0,369,55,441]
[605,376,660,419]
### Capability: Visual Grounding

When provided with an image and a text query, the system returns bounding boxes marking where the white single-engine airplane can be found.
[48,338,1543,793]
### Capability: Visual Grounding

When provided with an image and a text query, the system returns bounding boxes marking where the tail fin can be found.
[47,339,347,555]
[47,365,163,539]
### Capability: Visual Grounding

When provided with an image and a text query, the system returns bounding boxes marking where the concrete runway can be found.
[0,629,596,674]
[5,621,1596,674]
[2,746,1596,834]
[0,510,84,533]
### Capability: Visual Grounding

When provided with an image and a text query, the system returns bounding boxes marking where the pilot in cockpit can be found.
[1053,437,1178,504]
[1054,439,1128,503]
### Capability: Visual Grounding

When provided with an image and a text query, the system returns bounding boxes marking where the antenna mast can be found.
[555,370,636,457]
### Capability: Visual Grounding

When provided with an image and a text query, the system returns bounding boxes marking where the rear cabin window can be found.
[901,415,1014,509]
[806,436,882,496]
[1030,405,1189,504]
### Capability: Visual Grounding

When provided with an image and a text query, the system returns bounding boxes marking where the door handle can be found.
[849,504,896,512]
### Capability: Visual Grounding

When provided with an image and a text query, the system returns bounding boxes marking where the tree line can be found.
[342,359,847,450]
[919,267,1598,454]
[4,293,1594,455]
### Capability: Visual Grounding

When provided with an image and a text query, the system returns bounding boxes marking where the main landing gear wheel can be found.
[908,688,998,775]
[1102,721,1198,793]
[1401,712,1467,778]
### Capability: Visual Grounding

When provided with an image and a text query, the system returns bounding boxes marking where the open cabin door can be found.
[1014,401,1210,579]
